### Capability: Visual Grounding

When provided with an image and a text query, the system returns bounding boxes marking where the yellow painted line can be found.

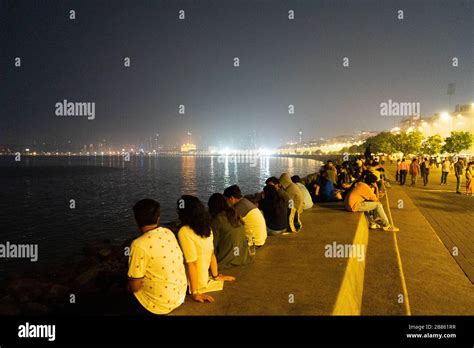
[392,231,412,316]
[383,180,412,316]
[332,213,368,316]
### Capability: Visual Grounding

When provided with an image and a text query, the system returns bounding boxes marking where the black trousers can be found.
[441,171,448,184]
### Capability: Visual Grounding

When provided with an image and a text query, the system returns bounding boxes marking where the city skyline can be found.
[2,0,473,149]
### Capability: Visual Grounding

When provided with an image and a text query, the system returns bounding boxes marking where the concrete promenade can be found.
[172,206,368,315]
[171,164,474,316]
[379,164,474,315]
[386,163,473,283]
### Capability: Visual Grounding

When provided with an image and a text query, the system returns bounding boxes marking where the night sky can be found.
[1,0,472,149]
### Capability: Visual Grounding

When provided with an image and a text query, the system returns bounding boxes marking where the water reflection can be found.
[223,156,230,188]
[180,156,197,195]
[209,156,216,194]
[259,156,271,187]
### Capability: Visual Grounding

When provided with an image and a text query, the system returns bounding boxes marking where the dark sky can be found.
[1,0,473,148]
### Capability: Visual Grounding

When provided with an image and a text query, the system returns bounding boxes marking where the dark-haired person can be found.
[314,171,342,202]
[259,184,289,235]
[291,175,313,210]
[266,176,291,205]
[208,193,252,269]
[223,185,267,246]
[454,158,465,194]
[420,158,430,186]
[127,199,187,315]
[177,195,235,303]
[344,174,399,232]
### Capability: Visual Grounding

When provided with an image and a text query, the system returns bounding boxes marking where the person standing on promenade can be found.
[208,193,252,269]
[344,173,399,232]
[454,158,465,194]
[441,158,451,185]
[395,159,401,182]
[466,162,473,196]
[127,199,187,315]
[398,158,409,185]
[409,158,420,186]
[224,185,268,246]
[177,195,235,303]
[420,158,430,186]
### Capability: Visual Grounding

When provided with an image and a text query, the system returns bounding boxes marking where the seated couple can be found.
[127,197,235,315]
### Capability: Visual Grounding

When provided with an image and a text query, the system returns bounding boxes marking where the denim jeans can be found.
[441,171,448,184]
[456,175,462,192]
[354,201,389,227]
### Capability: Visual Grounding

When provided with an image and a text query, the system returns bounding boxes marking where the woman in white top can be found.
[177,195,235,303]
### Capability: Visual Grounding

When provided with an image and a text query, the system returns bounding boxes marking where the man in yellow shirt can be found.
[345,174,399,232]
[127,199,187,315]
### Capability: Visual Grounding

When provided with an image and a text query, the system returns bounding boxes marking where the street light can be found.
[440,112,453,134]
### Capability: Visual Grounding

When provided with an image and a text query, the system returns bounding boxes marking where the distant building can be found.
[181,143,197,153]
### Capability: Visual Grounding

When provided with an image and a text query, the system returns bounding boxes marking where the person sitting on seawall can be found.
[223,185,267,247]
[325,160,338,185]
[279,173,304,233]
[208,193,252,269]
[302,172,320,202]
[344,173,399,232]
[336,163,353,191]
[259,184,289,236]
[177,195,235,303]
[265,176,290,205]
[291,175,313,210]
[127,199,187,315]
[265,176,292,226]
[314,171,343,202]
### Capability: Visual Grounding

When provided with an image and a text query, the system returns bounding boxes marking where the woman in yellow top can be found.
[177,195,235,303]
